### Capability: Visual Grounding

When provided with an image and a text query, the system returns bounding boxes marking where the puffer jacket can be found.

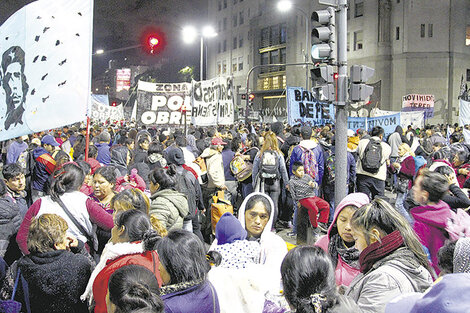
[346,247,432,313]
[200,148,225,189]
[150,189,189,230]
[0,197,22,257]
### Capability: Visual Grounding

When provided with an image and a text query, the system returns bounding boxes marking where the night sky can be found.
[0,0,208,80]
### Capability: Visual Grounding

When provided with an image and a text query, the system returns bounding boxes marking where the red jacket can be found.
[92,250,163,313]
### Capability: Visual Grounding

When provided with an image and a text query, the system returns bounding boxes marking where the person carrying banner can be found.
[30,135,59,202]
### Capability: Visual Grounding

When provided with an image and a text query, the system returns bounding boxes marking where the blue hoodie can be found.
[215,212,247,245]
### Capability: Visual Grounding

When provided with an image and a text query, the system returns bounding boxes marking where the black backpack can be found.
[361,139,383,174]
[260,150,280,179]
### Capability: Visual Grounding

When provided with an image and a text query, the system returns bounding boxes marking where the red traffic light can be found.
[111,101,117,107]
[333,73,339,80]
[140,27,166,55]
[248,93,255,101]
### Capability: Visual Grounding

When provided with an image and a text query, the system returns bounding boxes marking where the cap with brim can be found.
[41,135,60,146]
[211,137,227,145]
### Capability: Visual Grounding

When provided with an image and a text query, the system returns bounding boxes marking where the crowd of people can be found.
[0,121,470,312]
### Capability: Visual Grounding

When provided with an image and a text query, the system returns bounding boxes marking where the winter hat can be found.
[385,273,470,313]
[166,147,185,166]
[216,212,247,245]
[454,238,470,273]
[271,121,284,136]
[300,125,312,139]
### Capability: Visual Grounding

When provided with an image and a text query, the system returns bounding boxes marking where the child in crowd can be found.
[288,161,330,232]
[210,212,260,269]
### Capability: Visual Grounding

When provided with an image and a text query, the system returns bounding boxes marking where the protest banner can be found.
[191,76,234,126]
[90,95,124,122]
[371,108,424,129]
[402,94,434,119]
[0,0,92,141]
[459,99,470,126]
[286,87,334,126]
[348,113,400,137]
[136,81,191,126]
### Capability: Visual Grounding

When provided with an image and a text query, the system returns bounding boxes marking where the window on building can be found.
[428,24,433,37]
[232,58,237,72]
[355,0,364,17]
[396,26,400,40]
[233,14,238,27]
[261,52,269,66]
[223,39,227,52]
[280,48,286,69]
[397,0,400,3]
[223,0,227,9]
[347,0,350,19]
[238,56,243,71]
[347,32,350,51]
[261,27,270,47]
[218,0,222,11]
[239,11,244,25]
[467,69,470,81]
[467,26,470,46]
[420,24,425,38]
[271,50,279,65]
[217,62,221,74]
[354,31,363,50]
[218,42,221,53]
[271,25,280,45]
[222,60,227,73]
[218,20,222,33]
[239,35,243,48]
[280,23,287,44]
[223,18,227,30]
[233,36,237,49]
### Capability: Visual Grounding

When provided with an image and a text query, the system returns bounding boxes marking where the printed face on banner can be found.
[136,82,191,126]
[0,0,92,141]
[286,87,334,126]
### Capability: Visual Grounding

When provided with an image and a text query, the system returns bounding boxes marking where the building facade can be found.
[207,0,470,124]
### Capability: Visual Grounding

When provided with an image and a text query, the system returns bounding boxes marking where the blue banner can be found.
[286,87,334,126]
[347,113,401,138]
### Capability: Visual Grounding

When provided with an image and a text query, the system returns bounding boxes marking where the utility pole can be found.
[333,0,348,206]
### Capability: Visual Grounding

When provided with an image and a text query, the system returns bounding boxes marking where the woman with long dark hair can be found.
[16,163,113,255]
[280,246,359,313]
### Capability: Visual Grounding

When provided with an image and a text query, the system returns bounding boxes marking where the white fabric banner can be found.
[459,99,470,126]
[371,108,424,129]
[191,76,234,126]
[90,97,124,122]
[0,0,92,141]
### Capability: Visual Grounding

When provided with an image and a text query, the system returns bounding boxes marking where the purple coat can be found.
[411,200,453,275]
[161,281,220,313]
[289,142,324,185]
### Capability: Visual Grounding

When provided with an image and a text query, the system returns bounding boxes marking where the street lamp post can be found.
[277,0,310,90]
[182,25,217,81]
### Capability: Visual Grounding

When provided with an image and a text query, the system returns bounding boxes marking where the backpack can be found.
[413,155,427,175]
[299,146,318,180]
[445,209,470,240]
[260,150,280,179]
[17,150,28,170]
[324,150,335,185]
[230,148,257,182]
[361,139,383,174]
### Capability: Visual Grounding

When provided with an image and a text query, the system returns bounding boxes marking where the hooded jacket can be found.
[95,143,111,165]
[200,147,225,189]
[411,200,453,275]
[109,145,129,176]
[346,247,432,313]
[150,188,189,230]
[31,147,55,192]
[289,140,325,185]
[316,193,370,286]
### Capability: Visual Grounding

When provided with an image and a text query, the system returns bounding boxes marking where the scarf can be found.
[159,278,205,296]
[359,230,404,273]
[80,241,144,305]
[328,234,360,269]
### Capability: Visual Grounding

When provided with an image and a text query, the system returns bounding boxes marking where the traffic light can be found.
[248,93,255,104]
[350,65,375,102]
[111,101,117,107]
[311,7,336,63]
[140,27,166,55]
[311,65,335,102]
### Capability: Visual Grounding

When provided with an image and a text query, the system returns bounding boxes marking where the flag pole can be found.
[85,116,90,162]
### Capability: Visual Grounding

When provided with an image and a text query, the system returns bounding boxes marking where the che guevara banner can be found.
[191,76,235,126]
[0,0,93,141]
[136,81,191,126]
